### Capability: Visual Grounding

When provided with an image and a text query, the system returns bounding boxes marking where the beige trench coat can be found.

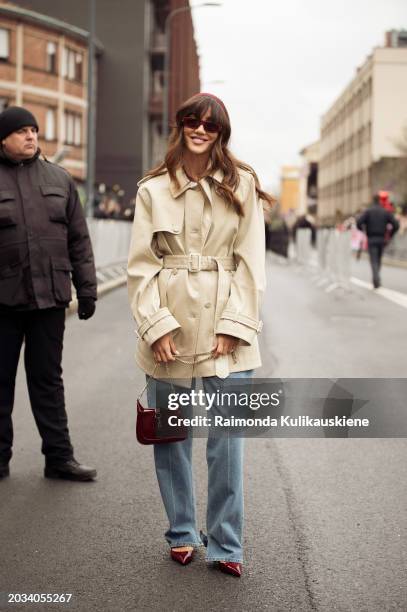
[127,166,266,384]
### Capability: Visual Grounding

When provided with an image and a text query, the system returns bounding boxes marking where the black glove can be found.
[77,297,96,320]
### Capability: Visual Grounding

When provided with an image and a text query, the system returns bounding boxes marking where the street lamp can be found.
[162,2,222,140]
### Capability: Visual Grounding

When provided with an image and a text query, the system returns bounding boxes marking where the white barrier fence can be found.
[297,228,352,291]
[296,228,312,265]
[87,219,132,269]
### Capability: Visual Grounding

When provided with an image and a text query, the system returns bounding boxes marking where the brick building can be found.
[149,0,200,166]
[14,0,200,204]
[0,2,102,182]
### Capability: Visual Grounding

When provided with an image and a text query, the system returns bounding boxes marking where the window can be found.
[68,51,75,80]
[74,115,81,145]
[0,28,9,61]
[46,41,57,73]
[62,47,84,82]
[75,53,83,81]
[64,111,82,145]
[45,108,55,141]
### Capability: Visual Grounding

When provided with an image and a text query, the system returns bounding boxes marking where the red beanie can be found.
[198,92,229,116]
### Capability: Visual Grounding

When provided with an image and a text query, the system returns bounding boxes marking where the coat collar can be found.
[169,165,224,199]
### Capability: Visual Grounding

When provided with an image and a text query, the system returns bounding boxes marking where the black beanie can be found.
[0,106,39,141]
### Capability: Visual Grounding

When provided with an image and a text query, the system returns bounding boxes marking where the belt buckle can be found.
[188,252,201,272]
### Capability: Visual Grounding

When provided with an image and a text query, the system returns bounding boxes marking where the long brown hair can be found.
[144,93,275,216]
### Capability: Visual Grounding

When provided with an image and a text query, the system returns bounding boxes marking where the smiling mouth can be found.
[190,136,208,143]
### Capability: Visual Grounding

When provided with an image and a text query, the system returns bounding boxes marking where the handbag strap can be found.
[136,351,215,401]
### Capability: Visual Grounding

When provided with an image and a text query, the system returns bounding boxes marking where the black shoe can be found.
[200,530,208,547]
[44,458,97,481]
[0,463,10,479]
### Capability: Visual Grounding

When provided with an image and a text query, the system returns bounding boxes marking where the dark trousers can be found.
[367,242,384,288]
[0,308,74,465]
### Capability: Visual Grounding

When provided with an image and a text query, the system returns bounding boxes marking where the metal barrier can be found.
[87,219,132,268]
[316,228,330,273]
[385,231,407,262]
[296,228,313,265]
[315,229,352,292]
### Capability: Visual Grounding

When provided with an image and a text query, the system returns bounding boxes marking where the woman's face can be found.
[182,108,220,157]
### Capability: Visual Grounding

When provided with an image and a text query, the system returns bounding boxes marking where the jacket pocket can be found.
[0,261,20,279]
[0,190,17,227]
[0,206,16,228]
[41,185,68,223]
[51,257,73,302]
[0,261,25,306]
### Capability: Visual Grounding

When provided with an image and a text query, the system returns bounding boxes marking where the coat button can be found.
[172,268,178,275]
[204,302,211,308]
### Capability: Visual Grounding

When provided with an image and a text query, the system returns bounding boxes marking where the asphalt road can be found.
[1,255,406,612]
[350,253,406,294]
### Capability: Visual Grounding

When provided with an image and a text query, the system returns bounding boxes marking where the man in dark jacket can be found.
[357,194,399,289]
[0,106,97,481]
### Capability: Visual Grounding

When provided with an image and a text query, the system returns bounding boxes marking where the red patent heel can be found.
[170,547,194,565]
[218,561,242,577]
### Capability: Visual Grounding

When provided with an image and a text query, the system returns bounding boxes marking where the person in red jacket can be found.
[357,193,399,288]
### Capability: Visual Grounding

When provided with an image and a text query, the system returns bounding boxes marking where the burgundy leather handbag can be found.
[136,364,187,445]
[136,397,187,445]
[136,353,216,445]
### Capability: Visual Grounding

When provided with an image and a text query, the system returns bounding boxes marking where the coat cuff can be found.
[215,310,263,346]
[137,307,181,347]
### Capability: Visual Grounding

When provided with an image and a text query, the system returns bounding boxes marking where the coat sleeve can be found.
[215,174,266,345]
[67,178,97,300]
[356,210,368,231]
[127,186,181,346]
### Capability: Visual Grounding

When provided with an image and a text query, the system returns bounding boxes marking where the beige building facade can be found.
[318,31,407,221]
[280,165,300,214]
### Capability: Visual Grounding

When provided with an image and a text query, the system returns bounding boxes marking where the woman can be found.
[127,93,273,577]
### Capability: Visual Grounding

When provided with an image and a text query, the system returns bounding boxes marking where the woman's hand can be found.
[212,334,239,359]
[151,332,179,363]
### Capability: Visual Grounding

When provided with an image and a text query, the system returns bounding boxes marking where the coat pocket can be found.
[51,257,73,302]
[0,261,25,306]
[0,206,16,228]
[41,185,68,223]
[0,190,17,228]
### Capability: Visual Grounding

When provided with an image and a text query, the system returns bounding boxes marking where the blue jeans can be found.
[146,370,254,563]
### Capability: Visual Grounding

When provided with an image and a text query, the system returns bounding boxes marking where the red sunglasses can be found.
[181,116,221,134]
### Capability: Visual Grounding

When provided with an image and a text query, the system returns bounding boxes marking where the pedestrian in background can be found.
[128,93,273,577]
[357,193,399,288]
[0,106,97,481]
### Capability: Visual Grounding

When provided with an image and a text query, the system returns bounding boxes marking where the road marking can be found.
[350,277,407,309]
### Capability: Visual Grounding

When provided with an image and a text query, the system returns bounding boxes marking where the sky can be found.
[189,0,407,193]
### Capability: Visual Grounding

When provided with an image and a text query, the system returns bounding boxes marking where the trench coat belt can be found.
[162,254,237,379]
[162,254,236,272]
